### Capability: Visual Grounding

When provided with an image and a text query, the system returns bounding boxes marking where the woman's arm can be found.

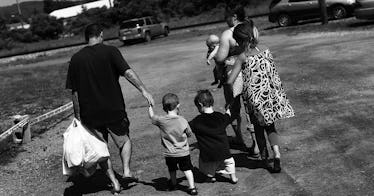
[227,53,246,85]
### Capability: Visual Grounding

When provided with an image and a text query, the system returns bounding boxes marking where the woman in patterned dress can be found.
[226,20,294,173]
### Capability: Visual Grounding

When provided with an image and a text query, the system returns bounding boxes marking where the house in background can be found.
[49,0,114,19]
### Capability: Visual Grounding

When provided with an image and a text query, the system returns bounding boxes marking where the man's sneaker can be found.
[187,187,198,195]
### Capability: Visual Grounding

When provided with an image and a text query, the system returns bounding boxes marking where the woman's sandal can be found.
[205,176,216,183]
[187,187,198,195]
[167,180,177,191]
[272,158,281,173]
[122,175,139,183]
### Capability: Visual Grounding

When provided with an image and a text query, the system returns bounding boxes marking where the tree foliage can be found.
[30,14,63,40]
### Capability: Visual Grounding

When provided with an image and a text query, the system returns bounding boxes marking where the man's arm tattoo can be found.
[124,69,146,93]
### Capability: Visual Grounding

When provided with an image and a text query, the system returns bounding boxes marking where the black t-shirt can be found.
[189,111,232,162]
[66,43,130,127]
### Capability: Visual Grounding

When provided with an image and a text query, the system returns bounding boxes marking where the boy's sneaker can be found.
[187,187,198,195]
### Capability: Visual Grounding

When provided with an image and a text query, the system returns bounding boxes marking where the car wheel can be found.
[144,32,151,42]
[164,27,169,37]
[332,5,347,19]
[277,14,292,27]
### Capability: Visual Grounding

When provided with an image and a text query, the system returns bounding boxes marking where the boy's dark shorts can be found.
[165,155,193,172]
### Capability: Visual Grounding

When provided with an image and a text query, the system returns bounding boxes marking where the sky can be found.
[0,0,42,7]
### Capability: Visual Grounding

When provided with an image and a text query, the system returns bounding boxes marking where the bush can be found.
[0,38,14,50]
[64,7,120,35]
[182,2,197,17]
[10,29,39,43]
[30,14,63,40]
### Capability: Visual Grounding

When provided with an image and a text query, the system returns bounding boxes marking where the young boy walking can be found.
[148,93,198,195]
[189,90,238,184]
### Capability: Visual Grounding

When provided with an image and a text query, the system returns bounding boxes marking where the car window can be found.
[120,20,144,29]
[145,18,152,25]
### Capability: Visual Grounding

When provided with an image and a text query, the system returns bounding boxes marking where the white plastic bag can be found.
[63,118,84,176]
[62,118,110,176]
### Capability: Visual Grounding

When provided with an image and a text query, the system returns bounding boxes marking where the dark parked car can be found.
[118,16,169,43]
[355,0,374,19]
[269,0,356,26]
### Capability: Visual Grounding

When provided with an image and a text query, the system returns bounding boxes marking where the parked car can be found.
[269,0,356,27]
[118,16,169,43]
[354,0,374,19]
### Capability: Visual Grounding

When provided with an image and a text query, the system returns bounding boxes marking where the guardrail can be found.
[0,102,73,152]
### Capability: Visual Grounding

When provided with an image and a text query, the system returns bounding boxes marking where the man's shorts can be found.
[199,157,236,176]
[165,155,193,172]
[89,116,130,149]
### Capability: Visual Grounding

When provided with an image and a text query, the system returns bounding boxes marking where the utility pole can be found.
[318,0,328,25]
[15,0,24,28]
[16,0,22,15]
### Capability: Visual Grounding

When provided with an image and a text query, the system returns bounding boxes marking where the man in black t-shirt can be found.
[66,23,154,185]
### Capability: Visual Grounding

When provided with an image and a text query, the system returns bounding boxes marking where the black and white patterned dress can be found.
[241,48,294,125]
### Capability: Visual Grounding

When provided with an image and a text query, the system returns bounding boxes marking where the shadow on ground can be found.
[63,170,137,196]
[348,20,374,27]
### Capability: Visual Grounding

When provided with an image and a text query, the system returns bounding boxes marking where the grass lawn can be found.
[0,17,374,195]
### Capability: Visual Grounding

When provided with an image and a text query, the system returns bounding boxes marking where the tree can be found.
[30,14,63,39]
[0,17,7,32]
[43,0,53,13]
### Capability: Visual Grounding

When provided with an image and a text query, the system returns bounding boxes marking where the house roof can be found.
[49,0,114,19]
